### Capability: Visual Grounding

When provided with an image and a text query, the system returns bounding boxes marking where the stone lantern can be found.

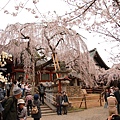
[55,61,71,92]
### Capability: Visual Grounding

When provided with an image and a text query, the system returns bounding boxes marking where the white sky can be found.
[0,0,118,68]
[0,0,70,29]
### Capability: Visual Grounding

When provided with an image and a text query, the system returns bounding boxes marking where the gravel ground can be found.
[27,106,109,120]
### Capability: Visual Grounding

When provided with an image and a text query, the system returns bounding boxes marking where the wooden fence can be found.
[69,93,103,109]
[86,87,103,94]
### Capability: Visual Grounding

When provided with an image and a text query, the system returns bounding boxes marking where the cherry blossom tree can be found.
[63,0,120,63]
[60,0,120,87]
[1,0,120,87]
[96,63,120,88]
[0,21,97,87]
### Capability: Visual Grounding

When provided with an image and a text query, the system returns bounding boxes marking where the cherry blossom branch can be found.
[67,0,97,22]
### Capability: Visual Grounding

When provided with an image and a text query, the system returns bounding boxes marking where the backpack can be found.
[1,96,14,119]
[1,98,7,109]
[28,99,32,105]
[1,96,14,108]
[31,105,38,114]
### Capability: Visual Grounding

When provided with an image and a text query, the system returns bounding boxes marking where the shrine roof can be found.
[89,48,109,70]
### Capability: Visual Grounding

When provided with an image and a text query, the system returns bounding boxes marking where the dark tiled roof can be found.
[89,48,109,70]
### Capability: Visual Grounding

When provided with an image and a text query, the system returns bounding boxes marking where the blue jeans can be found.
[21,88,25,97]
[104,102,108,108]
[57,105,62,115]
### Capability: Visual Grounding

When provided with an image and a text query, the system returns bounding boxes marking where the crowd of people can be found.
[0,79,70,120]
[0,79,47,120]
[3,78,120,120]
[4,78,120,119]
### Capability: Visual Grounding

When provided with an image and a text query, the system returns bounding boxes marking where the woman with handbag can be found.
[62,91,69,115]
[31,94,41,120]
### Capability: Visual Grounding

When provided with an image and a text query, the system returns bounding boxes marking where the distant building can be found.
[89,48,109,70]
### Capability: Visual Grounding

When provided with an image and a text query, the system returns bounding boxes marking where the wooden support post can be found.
[84,94,87,109]
[99,94,102,106]
[52,53,61,92]
[79,97,84,108]
[79,94,87,109]
[52,53,59,78]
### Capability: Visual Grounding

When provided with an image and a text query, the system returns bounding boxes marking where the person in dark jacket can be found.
[107,114,120,120]
[5,80,12,97]
[31,94,41,120]
[0,87,4,120]
[101,88,110,108]
[38,83,45,105]
[56,92,62,115]
[25,92,33,116]
[2,87,22,120]
[114,82,120,114]
[62,91,69,115]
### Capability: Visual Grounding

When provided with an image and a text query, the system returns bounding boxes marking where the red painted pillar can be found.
[26,74,28,79]
[50,72,52,81]
[58,80,61,92]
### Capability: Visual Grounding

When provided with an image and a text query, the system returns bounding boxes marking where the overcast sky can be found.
[0,0,117,67]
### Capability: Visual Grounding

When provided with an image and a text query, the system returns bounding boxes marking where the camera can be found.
[111,115,120,120]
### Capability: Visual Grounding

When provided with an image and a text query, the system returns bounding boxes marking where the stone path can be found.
[27,106,109,120]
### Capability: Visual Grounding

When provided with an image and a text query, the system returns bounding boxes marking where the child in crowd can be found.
[17,99,27,120]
